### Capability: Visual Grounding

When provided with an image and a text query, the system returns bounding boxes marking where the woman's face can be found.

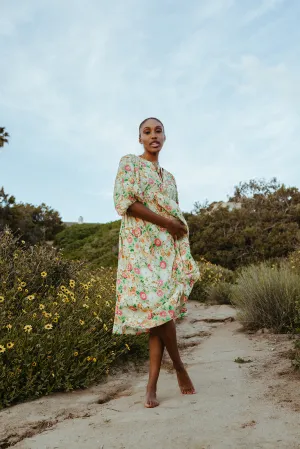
[139,119,166,155]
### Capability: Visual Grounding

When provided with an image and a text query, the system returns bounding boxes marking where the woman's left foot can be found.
[145,386,159,408]
[176,367,196,394]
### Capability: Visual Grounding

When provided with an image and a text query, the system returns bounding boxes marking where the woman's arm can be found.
[127,201,187,239]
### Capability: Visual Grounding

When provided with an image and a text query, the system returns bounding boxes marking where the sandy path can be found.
[1,303,300,449]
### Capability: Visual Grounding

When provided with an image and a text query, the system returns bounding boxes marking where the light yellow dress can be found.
[113,154,199,335]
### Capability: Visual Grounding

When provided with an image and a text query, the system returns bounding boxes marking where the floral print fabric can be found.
[113,154,199,335]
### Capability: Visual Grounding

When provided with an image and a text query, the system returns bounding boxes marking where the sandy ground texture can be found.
[1,302,300,449]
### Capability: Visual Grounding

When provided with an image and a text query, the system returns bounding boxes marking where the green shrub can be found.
[54,222,120,268]
[0,229,147,409]
[231,262,300,332]
[189,258,234,302]
[205,281,233,305]
[294,340,300,369]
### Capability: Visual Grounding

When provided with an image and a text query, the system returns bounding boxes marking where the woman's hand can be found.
[165,218,188,240]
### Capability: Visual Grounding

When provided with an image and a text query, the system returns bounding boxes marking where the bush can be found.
[189,258,234,302]
[231,262,300,332]
[205,281,233,305]
[0,229,148,408]
[54,222,120,268]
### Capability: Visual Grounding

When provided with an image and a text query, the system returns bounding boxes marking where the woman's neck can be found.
[140,151,159,163]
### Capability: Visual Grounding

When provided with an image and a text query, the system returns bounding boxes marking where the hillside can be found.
[54,221,120,267]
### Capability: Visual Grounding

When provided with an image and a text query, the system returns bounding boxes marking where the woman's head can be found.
[139,117,166,155]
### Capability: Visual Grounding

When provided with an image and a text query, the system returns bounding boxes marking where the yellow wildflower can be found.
[54,313,60,317]
[21,240,25,244]
[32,362,37,367]
[41,271,47,278]
[0,345,6,353]
[7,342,14,349]
[79,320,85,326]
[25,289,29,293]
[24,325,33,333]
[18,287,22,292]
[39,304,45,310]
[83,304,89,309]
[32,313,37,318]
[86,356,92,361]
[44,324,53,330]
[93,357,97,363]
[53,301,58,306]
[74,351,79,357]
[27,295,35,301]
[69,280,75,288]
[21,282,26,287]
[103,324,108,331]
[53,318,58,323]
[6,324,12,330]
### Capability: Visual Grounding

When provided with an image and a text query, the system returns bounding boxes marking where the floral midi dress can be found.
[113,154,200,335]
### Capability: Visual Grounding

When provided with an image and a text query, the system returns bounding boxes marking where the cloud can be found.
[1,0,300,221]
[244,0,286,22]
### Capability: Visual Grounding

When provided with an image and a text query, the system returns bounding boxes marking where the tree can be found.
[187,179,300,270]
[229,177,280,202]
[0,127,9,148]
[0,187,65,244]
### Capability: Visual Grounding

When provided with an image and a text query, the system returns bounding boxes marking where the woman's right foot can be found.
[176,366,196,394]
[145,385,159,408]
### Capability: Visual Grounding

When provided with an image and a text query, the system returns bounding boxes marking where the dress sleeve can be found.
[173,175,179,205]
[113,155,140,216]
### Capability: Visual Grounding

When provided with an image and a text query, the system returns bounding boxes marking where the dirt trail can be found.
[1,302,300,449]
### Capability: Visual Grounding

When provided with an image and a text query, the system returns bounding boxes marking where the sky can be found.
[1,0,300,223]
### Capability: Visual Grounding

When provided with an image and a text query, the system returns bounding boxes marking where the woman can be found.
[113,117,200,408]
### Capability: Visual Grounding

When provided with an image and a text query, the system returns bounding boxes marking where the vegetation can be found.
[231,262,300,332]
[188,179,300,270]
[189,258,234,303]
[0,127,9,148]
[0,187,64,244]
[55,221,120,268]
[0,229,147,408]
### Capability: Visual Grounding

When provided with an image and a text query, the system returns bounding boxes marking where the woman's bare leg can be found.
[152,320,195,394]
[145,333,165,408]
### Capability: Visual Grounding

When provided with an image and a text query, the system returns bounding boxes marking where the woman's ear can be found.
[139,136,143,144]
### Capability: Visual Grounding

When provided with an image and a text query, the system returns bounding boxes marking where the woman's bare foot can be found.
[145,385,159,408]
[176,366,196,394]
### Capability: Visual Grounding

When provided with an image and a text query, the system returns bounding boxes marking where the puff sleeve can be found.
[113,155,141,216]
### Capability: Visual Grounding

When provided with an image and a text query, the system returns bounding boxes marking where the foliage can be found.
[0,127,9,148]
[0,187,64,244]
[231,262,300,332]
[229,177,280,201]
[0,229,147,408]
[55,222,120,268]
[204,281,233,305]
[188,180,300,269]
[189,258,234,302]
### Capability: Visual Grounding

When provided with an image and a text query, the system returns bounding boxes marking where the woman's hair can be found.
[139,117,164,137]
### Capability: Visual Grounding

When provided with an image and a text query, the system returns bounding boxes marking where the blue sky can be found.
[1,0,300,223]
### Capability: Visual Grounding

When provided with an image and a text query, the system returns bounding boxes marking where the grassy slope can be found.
[55,221,120,267]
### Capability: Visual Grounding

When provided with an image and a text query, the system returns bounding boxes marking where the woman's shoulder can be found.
[118,153,139,165]
[162,167,176,181]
